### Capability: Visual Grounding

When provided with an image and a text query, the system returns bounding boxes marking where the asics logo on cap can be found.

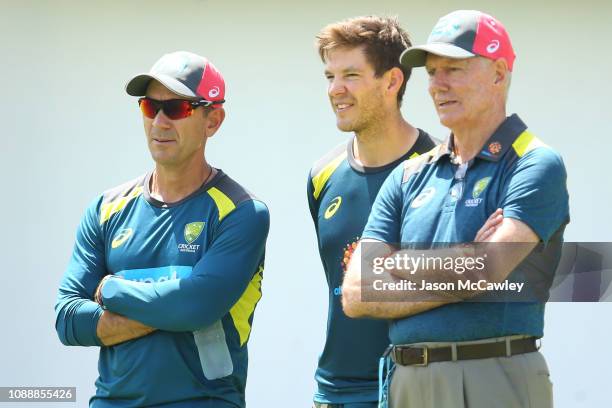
[208,86,220,98]
[486,40,500,54]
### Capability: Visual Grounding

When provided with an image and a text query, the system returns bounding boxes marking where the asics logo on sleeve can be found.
[111,228,133,249]
[324,196,342,219]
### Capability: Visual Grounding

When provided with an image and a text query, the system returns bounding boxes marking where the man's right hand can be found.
[96,311,157,347]
[94,275,156,347]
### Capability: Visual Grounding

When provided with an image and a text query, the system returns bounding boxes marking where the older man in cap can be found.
[55,51,269,408]
[342,10,569,408]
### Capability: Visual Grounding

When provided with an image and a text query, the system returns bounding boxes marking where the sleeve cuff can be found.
[74,301,104,347]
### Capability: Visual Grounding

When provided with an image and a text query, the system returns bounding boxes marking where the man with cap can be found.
[55,51,270,408]
[342,10,569,407]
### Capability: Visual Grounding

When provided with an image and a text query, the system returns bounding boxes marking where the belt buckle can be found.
[414,346,429,367]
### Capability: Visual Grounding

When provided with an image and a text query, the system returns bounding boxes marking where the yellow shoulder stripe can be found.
[409,151,420,159]
[99,187,143,225]
[512,130,547,158]
[312,151,347,200]
[207,187,236,221]
[230,266,263,346]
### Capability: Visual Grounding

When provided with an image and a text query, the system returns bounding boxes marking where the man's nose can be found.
[151,110,172,129]
[429,71,448,93]
[328,78,346,98]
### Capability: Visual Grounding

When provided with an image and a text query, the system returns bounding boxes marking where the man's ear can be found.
[386,67,405,96]
[204,108,226,138]
[493,58,509,85]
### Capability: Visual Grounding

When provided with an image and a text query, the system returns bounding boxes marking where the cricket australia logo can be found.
[179,221,205,253]
[465,177,492,207]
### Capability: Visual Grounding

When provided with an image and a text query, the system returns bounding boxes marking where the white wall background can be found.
[1,0,610,407]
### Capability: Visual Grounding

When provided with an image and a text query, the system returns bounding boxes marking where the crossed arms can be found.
[341,210,539,319]
[55,200,269,347]
[342,144,569,320]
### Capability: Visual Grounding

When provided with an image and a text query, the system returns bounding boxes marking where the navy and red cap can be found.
[126,51,225,107]
[400,10,516,71]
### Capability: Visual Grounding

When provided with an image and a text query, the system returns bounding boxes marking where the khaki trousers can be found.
[389,348,553,408]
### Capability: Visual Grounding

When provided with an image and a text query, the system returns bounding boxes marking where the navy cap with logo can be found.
[400,10,516,71]
[126,51,225,107]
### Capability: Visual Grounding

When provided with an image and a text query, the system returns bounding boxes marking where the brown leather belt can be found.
[391,337,538,367]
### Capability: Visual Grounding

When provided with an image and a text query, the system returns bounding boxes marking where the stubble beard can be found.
[336,104,375,134]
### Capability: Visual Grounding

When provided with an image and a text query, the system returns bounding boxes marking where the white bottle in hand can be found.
[193,320,234,380]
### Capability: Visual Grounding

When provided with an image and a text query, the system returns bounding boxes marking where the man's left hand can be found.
[94,275,114,306]
[474,208,503,242]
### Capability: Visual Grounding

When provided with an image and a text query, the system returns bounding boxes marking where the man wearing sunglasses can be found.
[342,10,569,407]
[55,51,270,407]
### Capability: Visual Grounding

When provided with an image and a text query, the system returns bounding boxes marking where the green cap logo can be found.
[472,177,492,199]
[184,222,205,244]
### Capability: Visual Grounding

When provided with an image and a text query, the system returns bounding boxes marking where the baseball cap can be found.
[126,51,225,106]
[400,10,516,71]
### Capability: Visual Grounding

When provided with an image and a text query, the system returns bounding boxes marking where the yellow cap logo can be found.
[111,228,133,249]
[324,196,342,219]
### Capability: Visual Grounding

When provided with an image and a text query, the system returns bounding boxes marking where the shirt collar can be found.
[435,114,528,163]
